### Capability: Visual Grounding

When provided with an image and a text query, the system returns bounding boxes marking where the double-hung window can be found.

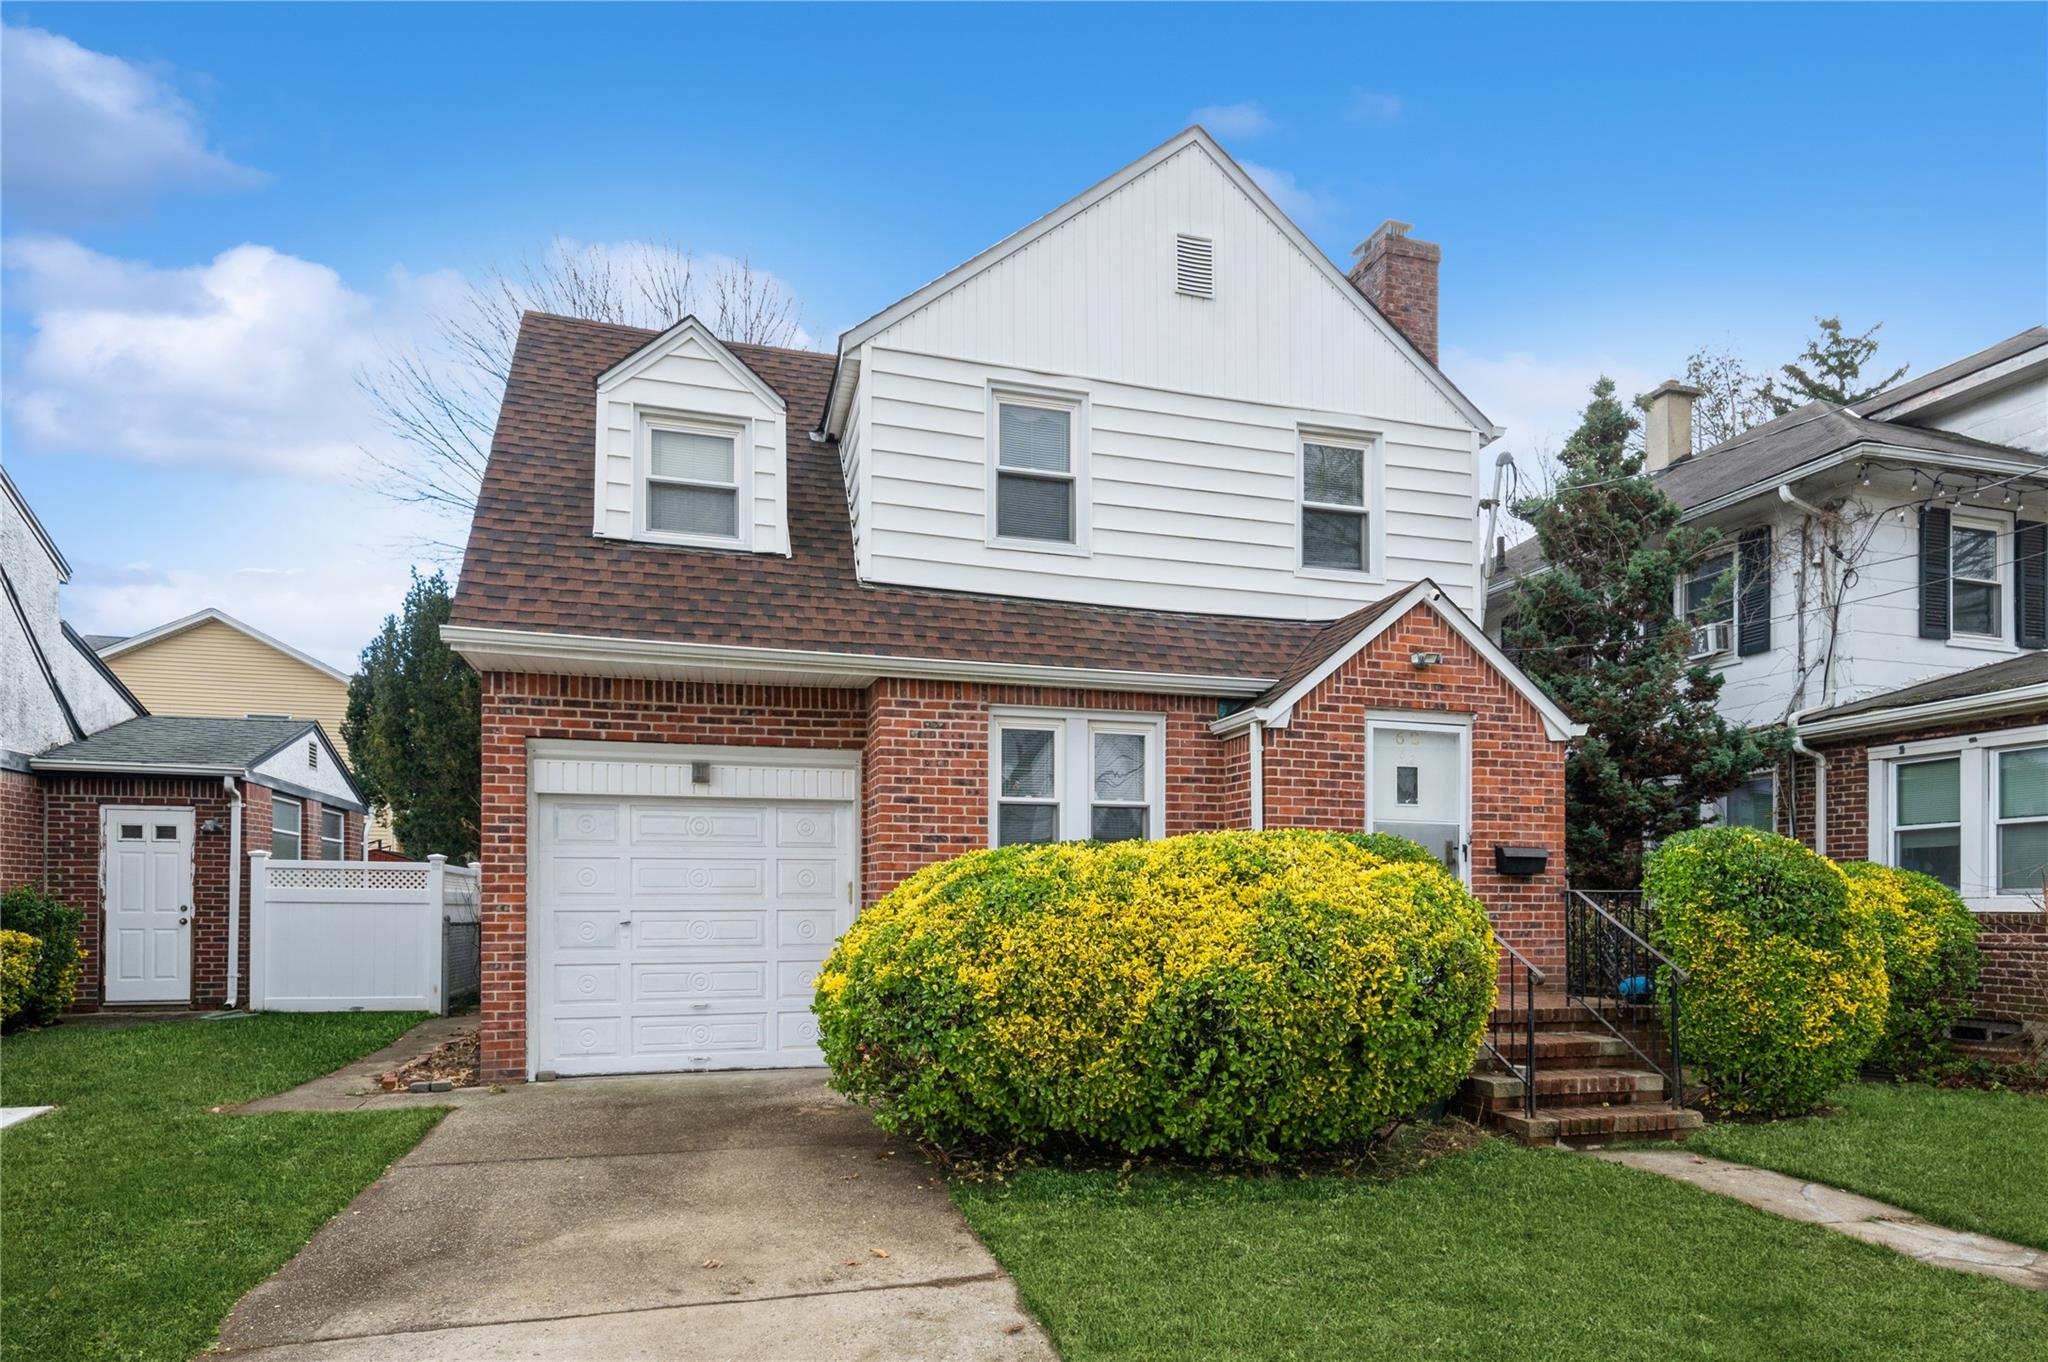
[1300,436,1372,574]
[1685,551,1736,656]
[320,809,346,861]
[1720,771,1775,831]
[992,394,1081,545]
[992,713,1163,845]
[1892,757,1962,889]
[1996,746,2048,893]
[646,420,743,543]
[1951,521,2001,638]
[271,793,304,860]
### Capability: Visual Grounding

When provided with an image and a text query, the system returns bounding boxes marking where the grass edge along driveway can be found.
[1,1012,444,1362]
[1686,1080,2048,1252]
[953,1134,2048,1362]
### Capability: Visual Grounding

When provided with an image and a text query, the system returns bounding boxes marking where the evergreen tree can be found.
[343,571,481,860]
[1764,316,1909,414]
[1506,378,1781,887]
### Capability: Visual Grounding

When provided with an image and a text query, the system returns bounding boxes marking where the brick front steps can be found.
[1460,992,1704,1147]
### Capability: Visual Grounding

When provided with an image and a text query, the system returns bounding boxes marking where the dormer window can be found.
[643,417,747,546]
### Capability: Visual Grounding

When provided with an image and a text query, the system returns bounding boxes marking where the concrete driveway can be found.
[215,1070,1055,1361]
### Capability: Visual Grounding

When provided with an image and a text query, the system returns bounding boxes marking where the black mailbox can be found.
[1494,845,1548,877]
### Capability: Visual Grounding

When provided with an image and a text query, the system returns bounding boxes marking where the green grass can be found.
[1,1013,445,1362]
[1687,1081,2048,1251]
[952,1136,2048,1362]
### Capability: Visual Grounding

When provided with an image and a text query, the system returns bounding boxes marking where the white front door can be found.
[103,807,195,1003]
[1367,720,1469,881]
[532,794,857,1076]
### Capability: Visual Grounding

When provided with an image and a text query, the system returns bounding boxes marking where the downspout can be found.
[224,776,243,1009]
[1247,720,1265,831]
[1779,483,1833,858]
[1789,728,1826,858]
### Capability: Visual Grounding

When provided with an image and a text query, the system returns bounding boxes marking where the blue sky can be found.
[3,2,2043,667]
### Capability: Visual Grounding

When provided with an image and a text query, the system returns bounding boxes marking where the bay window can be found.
[991,711,1163,846]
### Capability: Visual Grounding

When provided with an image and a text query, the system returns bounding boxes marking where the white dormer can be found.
[592,316,790,554]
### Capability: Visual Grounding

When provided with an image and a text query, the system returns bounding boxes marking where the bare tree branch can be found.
[360,238,811,533]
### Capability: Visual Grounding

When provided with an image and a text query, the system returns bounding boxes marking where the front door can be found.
[1368,720,1469,881]
[103,807,195,1003]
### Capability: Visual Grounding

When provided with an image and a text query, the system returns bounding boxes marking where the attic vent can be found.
[1174,234,1215,299]
[307,740,318,770]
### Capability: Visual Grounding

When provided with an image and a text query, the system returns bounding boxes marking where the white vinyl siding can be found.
[272,793,303,860]
[990,710,1165,846]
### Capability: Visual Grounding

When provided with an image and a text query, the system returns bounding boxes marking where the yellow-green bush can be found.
[813,830,1498,1162]
[0,884,84,1030]
[1645,827,1887,1115]
[1838,861,1980,1072]
[0,929,40,1026]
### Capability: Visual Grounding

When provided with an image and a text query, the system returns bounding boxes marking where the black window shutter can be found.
[2016,520,2048,649]
[1737,526,1772,656]
[1919,506,1952,640]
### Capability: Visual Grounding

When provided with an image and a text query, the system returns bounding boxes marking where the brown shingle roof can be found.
[451,312,1348,684]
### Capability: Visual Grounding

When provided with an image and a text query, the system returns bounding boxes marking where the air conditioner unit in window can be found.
[1688,619,1733,660]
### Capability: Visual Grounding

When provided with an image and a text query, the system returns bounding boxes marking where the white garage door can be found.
[533,790,855,1076]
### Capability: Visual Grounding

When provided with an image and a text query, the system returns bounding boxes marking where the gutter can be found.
[1794,680,2048,741]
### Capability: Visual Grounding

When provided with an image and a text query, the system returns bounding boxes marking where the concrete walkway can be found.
[216,1064,1055,1360]
[1593,1150,2048,1292]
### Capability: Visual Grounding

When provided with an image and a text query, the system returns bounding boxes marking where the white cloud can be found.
[1444,346,1661,485]
[1344,90,1404,127]
[1240,161,1334,229]
[63,556,419,673]
[5,236,410,477]
[1,23,260,224]
[1190,102,1274,141]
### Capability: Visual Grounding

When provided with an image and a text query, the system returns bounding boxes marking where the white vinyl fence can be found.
[249,853,482,1013]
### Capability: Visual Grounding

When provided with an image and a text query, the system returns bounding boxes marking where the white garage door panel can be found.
[534,788,853,1076]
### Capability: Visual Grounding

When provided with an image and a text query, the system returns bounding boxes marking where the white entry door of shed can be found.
[531,749,857,1076]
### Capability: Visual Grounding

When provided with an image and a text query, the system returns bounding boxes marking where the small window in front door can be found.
[1370,724,1465,878]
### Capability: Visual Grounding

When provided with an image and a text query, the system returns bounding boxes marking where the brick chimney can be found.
[1349,220,1440,365]
[1644,380,1702,472]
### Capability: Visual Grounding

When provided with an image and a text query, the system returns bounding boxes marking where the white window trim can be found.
[985,383,1090,556]
[1295,426,1385,582]
[1866,721,2048,911]
[635,410,753,550]
[320,808,345,862]
[1363,711,1471,883]
[1677,547,1740,664]
[988,707,1165,846]
[1949,511,2009,647]
[272,792,304,860]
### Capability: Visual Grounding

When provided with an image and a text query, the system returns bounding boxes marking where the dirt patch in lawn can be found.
[375,1027,479,1092]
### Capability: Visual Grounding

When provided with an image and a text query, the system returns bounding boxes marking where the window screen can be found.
[647,427,740,539]
[995,402,1075,543]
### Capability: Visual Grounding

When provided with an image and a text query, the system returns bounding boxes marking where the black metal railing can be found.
[1563,888,1690,1109]
[1481,940,1547,1121]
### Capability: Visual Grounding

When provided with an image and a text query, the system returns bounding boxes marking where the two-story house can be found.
[447,128,1583,1084]
[1488,328,2048,1033]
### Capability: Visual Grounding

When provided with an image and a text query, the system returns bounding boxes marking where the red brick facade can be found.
[1,768,44,890]
[1782,708,2048,1028]
[19,773,360,1010]
[475,601,1570,1080]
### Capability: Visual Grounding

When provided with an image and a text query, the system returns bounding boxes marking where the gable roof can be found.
[1797,651,2048,737]
[31,715,366,808]
[449,313,1320,693]
[1852,326,2048,420]
[1215,580,1583,742]
[95,607,350,684]
[820,125,1496,441]
[595,313,787,410]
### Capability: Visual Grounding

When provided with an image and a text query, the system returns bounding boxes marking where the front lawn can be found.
[1,1013,445,1362]
[953,1135,2048,1362]
[1687,1081,2048,1251]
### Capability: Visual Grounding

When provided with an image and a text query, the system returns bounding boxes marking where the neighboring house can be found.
[91,608,396,852]
[2,468,369,1011]
[447,127,1583,1083]
[1487,328,2048,1033]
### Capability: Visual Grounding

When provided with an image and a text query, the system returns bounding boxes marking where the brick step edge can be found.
[1491,1102,1704,1146]
[1461,1067,1665,1107]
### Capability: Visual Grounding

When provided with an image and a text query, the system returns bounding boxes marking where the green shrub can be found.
[1322,830,1439,866]
[0,929,40,1025]
[813,829,1498,1162]
[1644,827,1887,1116]
[1,884,84,1029]
[1838,861,1980,1073]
